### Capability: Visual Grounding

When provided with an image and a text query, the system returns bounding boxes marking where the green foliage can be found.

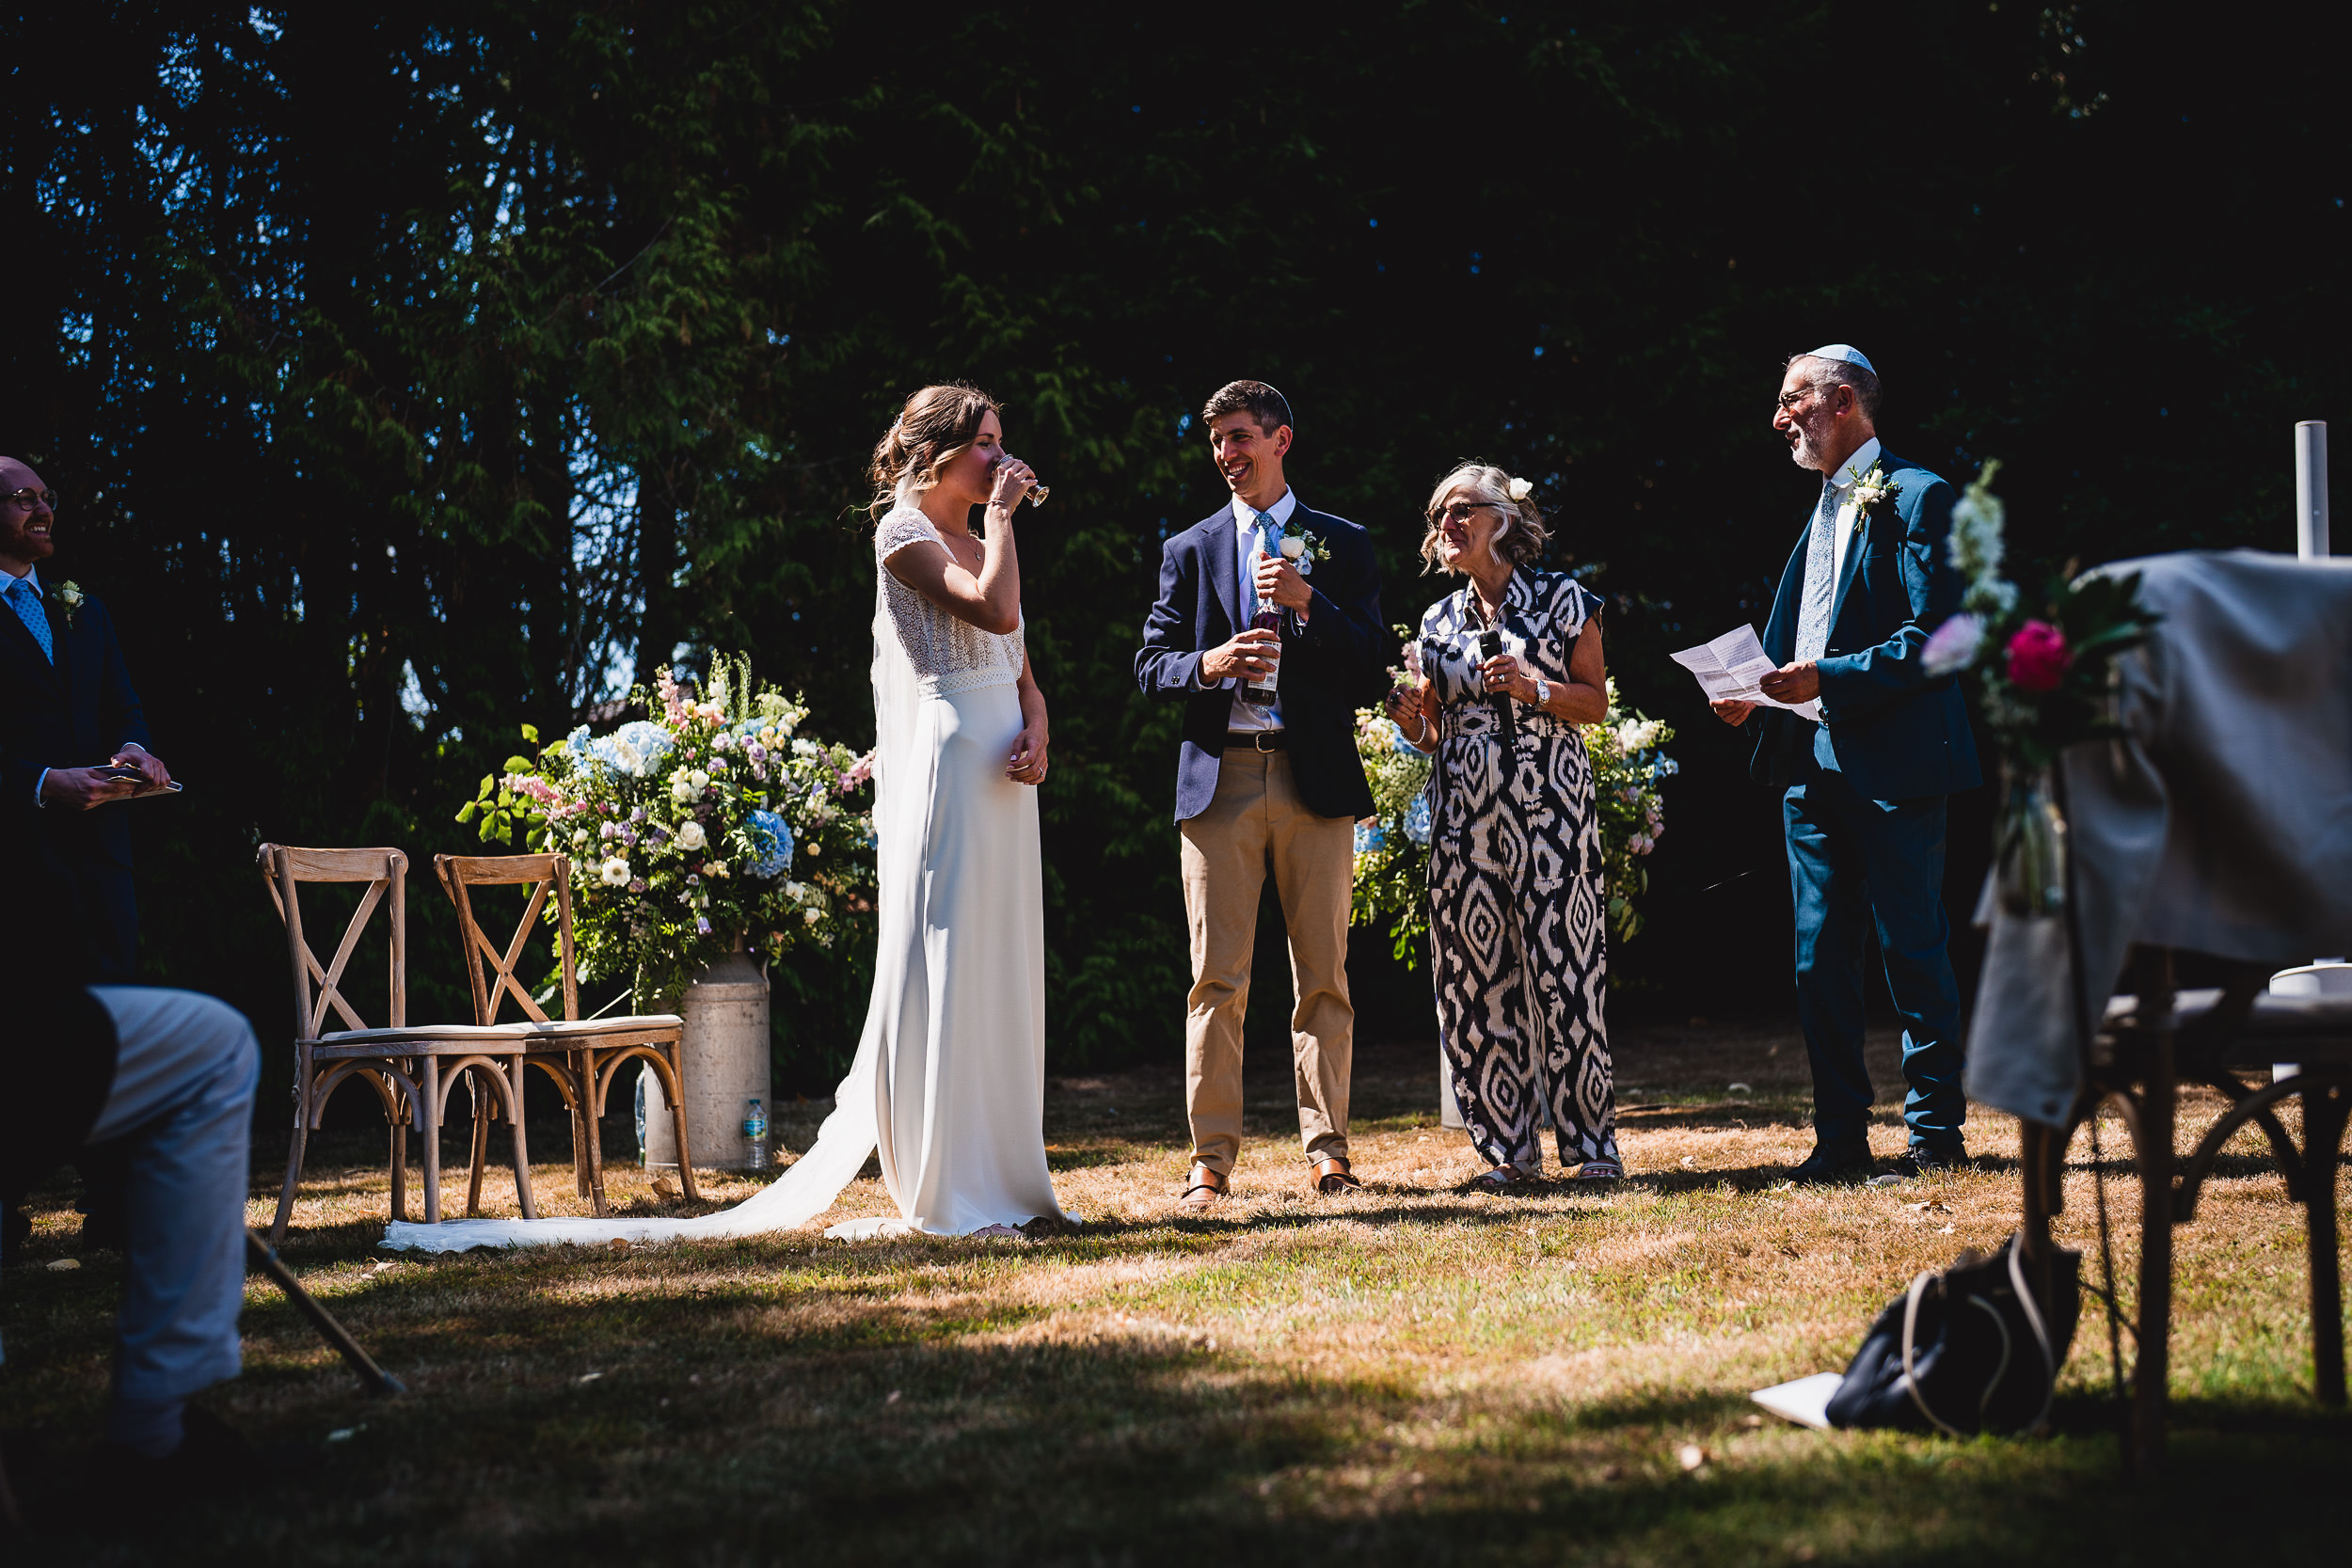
[7,5,2340,1063]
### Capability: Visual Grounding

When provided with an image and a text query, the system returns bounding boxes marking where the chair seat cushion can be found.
[317,1016,684,1052]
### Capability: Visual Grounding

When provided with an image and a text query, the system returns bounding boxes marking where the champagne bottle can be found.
[1242,561,1282,705]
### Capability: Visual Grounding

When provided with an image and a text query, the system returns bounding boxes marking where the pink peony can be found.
[2005,620,2072,692]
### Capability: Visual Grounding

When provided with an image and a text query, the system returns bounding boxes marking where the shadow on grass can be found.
[10,1212,2352,1566]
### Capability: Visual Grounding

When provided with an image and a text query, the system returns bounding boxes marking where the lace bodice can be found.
[875,506,1026,695]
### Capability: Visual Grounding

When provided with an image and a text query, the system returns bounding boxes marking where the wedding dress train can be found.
[382,504,1063,1251]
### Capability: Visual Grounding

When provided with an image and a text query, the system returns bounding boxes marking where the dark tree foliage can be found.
[4,3,2343,1098]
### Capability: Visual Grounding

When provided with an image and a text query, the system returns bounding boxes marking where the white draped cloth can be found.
[384,504,1063,1250]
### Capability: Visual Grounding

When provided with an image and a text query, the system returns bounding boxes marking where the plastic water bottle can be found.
[744,1098,769,1170]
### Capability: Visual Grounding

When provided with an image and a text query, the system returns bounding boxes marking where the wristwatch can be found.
[1533,677,1551,708]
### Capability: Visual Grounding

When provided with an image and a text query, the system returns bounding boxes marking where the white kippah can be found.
[1805,342,1876,374]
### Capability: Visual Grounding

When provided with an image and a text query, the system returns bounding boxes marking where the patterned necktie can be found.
[6,577,52,664]
[1791,478,1840,667]
[1240,509,1284,624]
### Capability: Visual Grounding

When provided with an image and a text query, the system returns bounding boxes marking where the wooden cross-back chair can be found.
[261,845,537,1246]
[435,853,698,1214]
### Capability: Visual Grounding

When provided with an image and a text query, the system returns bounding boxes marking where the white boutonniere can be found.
[1842,460,1902,542]
[56,579,86,628]
[1277,525,1334,577]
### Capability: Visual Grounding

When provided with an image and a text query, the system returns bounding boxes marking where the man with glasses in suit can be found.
[0,456,175,1259]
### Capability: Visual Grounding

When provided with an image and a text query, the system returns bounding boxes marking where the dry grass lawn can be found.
[5,1022,2347,1564]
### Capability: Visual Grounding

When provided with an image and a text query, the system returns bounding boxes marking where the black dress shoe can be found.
[1788,1145,1874,1185]
[1869,1145,1970,1184]
[83,1407,259,1514]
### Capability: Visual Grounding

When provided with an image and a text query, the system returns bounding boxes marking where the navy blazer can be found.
[1747,448,1981,802]
[0,579,151,868]
[1136,499,1387,822]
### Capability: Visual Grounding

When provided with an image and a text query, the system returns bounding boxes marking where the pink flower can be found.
[2005,621,2072,692]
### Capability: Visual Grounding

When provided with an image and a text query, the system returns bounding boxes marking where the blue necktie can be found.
[1792,479,1839,666]
[1241,510,1285,624]
[6,577,52,664]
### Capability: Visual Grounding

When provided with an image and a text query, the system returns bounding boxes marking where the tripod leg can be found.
[246,1230,404,1397]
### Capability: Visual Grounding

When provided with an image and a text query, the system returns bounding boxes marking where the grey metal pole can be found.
[2296,420,2329,559]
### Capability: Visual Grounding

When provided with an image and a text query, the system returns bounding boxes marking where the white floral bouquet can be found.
[458,653,878,1006]
[1349,629,1677,961]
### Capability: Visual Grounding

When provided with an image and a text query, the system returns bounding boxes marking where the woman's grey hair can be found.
[1791,353,1883,421]
[1419,462,1549,573]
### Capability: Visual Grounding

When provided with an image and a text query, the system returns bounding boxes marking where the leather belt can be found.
[1223,731,1287,752]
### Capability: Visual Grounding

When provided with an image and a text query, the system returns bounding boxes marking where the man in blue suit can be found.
[1711,349,1980,1183]
[0,458,167,974]
[1,456,172,1257]
[1136,382,1388,1206]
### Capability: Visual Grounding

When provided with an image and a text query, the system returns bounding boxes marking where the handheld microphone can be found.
[1478,628,1518,736]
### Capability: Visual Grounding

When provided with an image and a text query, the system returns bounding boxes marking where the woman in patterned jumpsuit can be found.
[1386,464,1623,1184]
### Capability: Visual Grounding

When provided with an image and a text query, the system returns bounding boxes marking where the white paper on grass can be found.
[1669,625,1822,723]
[1750,1371,1844,1430]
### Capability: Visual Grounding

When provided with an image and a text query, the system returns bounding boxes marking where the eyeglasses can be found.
[2,488,57,512]
[1776,383,1839,411]
[1429,501,1497,526]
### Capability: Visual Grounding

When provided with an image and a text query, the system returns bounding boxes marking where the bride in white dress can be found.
[386,384,1064,1249]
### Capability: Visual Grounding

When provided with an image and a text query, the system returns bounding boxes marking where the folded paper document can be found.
[1670,626,1821,723]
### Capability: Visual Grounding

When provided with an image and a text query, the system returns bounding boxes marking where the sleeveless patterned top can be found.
[874,505,1026,696]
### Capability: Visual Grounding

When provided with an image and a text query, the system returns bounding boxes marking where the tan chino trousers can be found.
[1180,747,1355,1176]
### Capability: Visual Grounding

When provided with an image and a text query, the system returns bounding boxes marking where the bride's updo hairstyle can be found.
[868,382,1001,520]
[1419,462,1549,574]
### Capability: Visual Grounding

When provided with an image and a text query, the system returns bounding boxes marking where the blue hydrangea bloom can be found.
[1404,795,1433,846]
[583,719,674,778]
[745,809,795,879]
[1353,820,1387,856]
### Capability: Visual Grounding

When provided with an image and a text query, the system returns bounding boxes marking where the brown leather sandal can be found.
[1310,1156,1362,1195]
[1179,1163,1228,1208]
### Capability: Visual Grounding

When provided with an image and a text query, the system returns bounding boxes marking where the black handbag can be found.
[1825,1233,2082,1435]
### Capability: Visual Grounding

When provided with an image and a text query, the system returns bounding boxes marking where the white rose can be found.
[688,769,709,790]
[670,778,694,802]
[1506,477,1534,502]
[676,820,707,851]
[1279,535,1305,561]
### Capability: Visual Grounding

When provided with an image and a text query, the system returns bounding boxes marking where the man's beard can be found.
[1787,419,1829,469]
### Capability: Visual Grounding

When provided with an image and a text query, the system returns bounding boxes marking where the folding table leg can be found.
[2302,1081,2350,1407]
[2131,1042,2177,1477]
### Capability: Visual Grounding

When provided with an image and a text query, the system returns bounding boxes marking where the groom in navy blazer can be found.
[1136,382,1387,1204]
[1,457,171,1257]
[1713,349,1980,1184]
[0,458,168,979]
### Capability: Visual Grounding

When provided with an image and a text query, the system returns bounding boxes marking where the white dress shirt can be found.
[1201,488,1298,734]
[1797,435,1883,657]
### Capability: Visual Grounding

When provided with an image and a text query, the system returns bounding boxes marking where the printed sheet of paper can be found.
[1751,1371,1842,1430]
[1669,625,1821,723]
